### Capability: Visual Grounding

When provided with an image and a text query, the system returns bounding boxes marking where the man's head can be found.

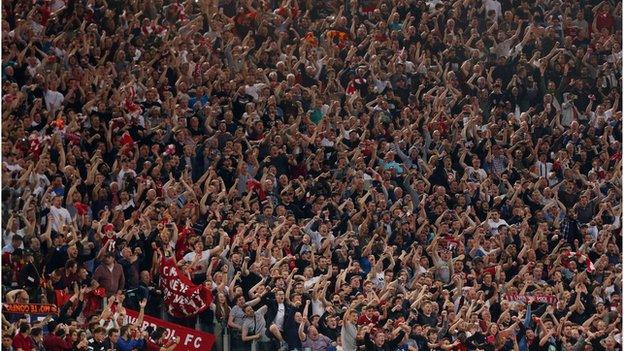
[109,328,120,343]
[244,305,255,317]
[275,289,285,303]
[93,327,106,342]
[373,330,386,346]
[119,325,130,340]
[490,210,500,221]
[151,327,167,343]
[104,252,115,266]
[236,294,245,307]
[52,195,62,208]
[308,326,320,340]
[2,335,12,348]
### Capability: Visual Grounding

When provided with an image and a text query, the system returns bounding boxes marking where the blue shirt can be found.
[117,337,144,351]
[359,257,372,274]
[189,95,209,108]
[380,160,404,174]
[52,187,65,197]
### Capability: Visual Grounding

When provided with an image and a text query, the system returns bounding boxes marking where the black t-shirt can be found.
[299,68,319,88]
[221,0,236,17]
[295,258,311,272]
[284,317,303,350]
[88,339,107,351]
[240,272,262,300]
[141,100,162,110]
[45,245,69,274]
[489,90,506,106]
[318,321,340,343]
[269,154,289,176]
[13,62,29,87]
[416,311,437,327]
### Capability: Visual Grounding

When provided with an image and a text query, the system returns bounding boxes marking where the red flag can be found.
[120,132,134,147]
[54,290,71,307]
[53,119,65,129]
[246,178,266,201]
[503,293,557,304]
[74,202,89,215]
[123,309,215,351]
[159,258,212,318]
[92,287,106,297]
[82,288,106,317]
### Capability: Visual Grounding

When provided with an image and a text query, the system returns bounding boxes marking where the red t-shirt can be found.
[43,334,73,351]
[174,227,192,262]
[36,3,51,26]
[596,11,614,32]
[145,340,161,351]
[13,333,34,351]
[357,313,379,326]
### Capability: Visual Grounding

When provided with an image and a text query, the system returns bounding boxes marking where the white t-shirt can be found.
[244,83,266,101]
[535,161,553,178]
[373,79,390,93]
[49,0,65,11]
[492,39,514,58]
[3,162,23,172]
[183,249,210,262]
[274,303,285,329]
[372,271,385,289]
[484,0,502,18]
[311,298,324,317]
[465,166,487,181]
[412,265,427,278]
[3,229,25,244]
[486,218,508,235]
[183,249,211,273]
[587,225,599,241]
[590,110,613,128]
[2,242,24,254]
[49,206,72,231]
[402,61,416,74]
[117,168,137,185]
[320,138,335,147]
[114,200,136,212]
[44,90,64,114]
[29,20,44,37]
[425,0,442,9]
[31,173,50,193]
[26,62,42,81]
[303,276,321,290]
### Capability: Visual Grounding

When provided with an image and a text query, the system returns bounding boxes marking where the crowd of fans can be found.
[1,0,623,349]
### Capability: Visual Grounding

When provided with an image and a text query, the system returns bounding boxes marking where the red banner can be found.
[54,290,71,307]
[503,293,558,304]
[159,258,212,318]
[562,251,595,272]
[124,309,215,351]
[2,303,59,315]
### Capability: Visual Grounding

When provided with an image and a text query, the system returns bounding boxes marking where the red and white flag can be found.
[503,293,558,305]
[562,251,595,272]
[159,258,212,318]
